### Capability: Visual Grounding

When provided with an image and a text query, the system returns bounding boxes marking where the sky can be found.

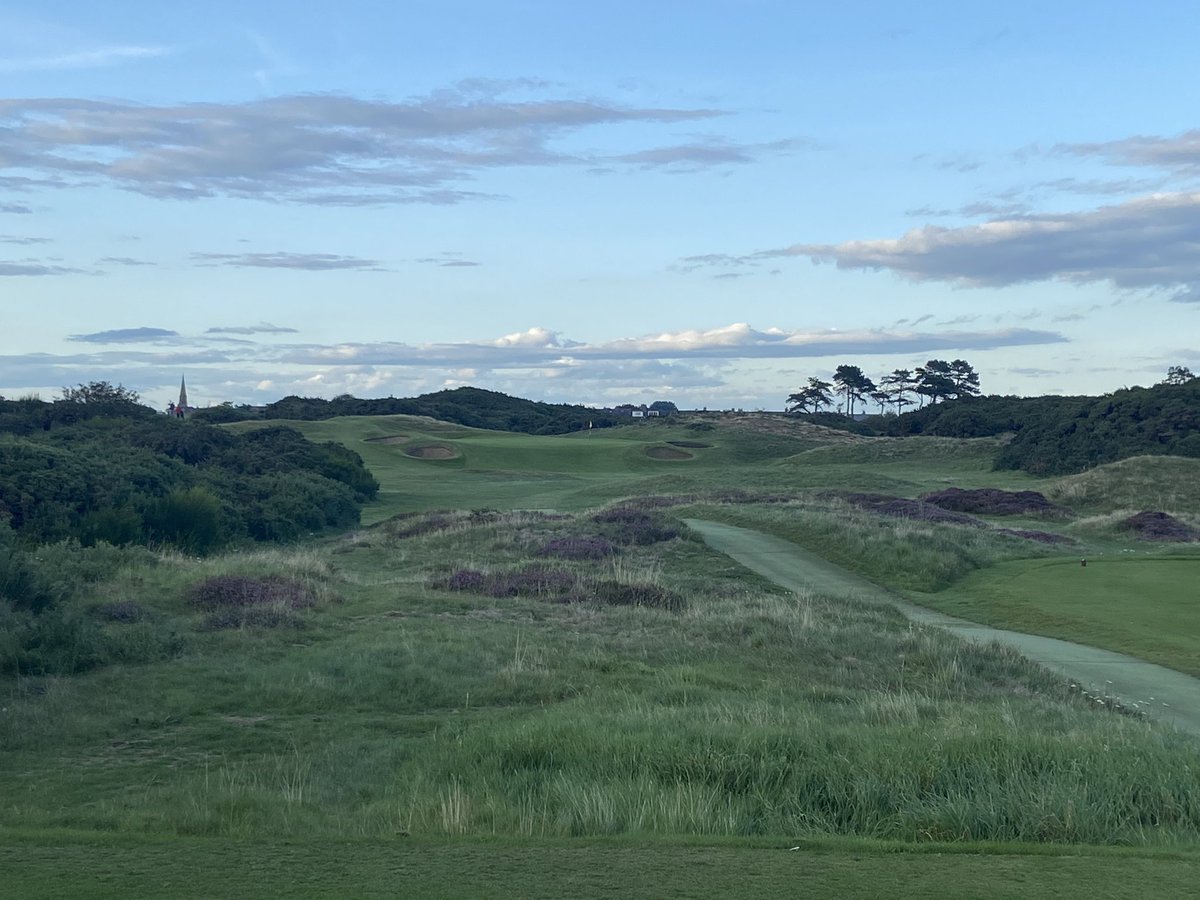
[2,1,1199,412]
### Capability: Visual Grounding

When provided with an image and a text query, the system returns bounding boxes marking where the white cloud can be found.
[192,252,383,271]
[768,192,1200,298]
[0,44,169,73]
[1063,130,1200,179]
[274,322,1064,369]
[0,87,735,205]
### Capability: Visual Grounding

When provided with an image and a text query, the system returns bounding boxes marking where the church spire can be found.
[178,375,188,412]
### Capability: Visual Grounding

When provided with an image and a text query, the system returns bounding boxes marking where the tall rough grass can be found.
[4,502,1199,848]
[1048,456,1200,514]
[682,498,1053,592]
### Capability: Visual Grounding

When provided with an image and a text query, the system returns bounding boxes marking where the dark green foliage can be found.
[870,380,1200,475]
[833,365,876,417]
[993,381,1200,475]
[0,537,180,676]
[144,487,225,554]
[0,398,378,551]
[787,377,834,414]
[192,386,622,435]
[1,542,68,614]
[235,473,361,542]
[60,380,142,405]
[78,505,144,547]
[229,427,378,501]
[0,603,107,675]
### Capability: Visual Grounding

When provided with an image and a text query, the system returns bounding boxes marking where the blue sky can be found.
[2,1,1198,411]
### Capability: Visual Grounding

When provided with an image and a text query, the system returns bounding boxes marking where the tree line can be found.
[794,366,1198,476]
[787,359,981,417]
[195,386,626,434]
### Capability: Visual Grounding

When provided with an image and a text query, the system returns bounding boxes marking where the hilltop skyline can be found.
[2,1,1198,410]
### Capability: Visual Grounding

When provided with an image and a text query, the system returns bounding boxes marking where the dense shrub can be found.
[0,604,108,675]
[0,401,378,551]
[144,487,225,554]
[873,381,1200,475]
[1,539,179,677]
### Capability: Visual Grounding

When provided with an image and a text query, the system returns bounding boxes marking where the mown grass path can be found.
[686,519,1200,736]
[5,834,1199,899]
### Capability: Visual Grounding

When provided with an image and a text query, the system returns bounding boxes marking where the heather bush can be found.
[569,579,686,612]
[444,566,578,599]
[95,600,148,622]
[591,507,680,545]
[537,536,618,560]
[187,575,317,611]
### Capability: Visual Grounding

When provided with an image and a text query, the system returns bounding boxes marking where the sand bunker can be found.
[404,444,458,460]
[667,440,712,449]
[364,434,410,445]
[646,446,694,461]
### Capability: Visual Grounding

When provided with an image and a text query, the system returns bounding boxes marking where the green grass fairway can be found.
[224,416,822,521]
[225,417,1063,523]
[5,833,1198,899]
[915,556,1200,676]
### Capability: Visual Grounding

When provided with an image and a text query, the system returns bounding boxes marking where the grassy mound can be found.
[1048,455,1200,513]
[793,436,1002,466]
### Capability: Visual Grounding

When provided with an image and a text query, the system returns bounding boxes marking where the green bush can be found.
[144,487,225,554]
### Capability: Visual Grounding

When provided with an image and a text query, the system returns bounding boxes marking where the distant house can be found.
[607,402,672,419]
